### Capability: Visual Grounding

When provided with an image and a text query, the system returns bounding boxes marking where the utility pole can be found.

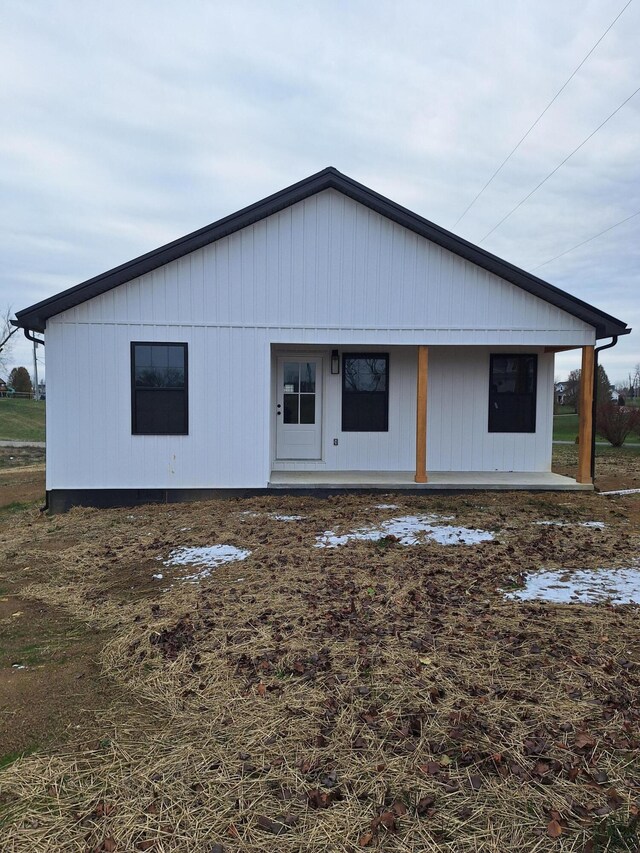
[33,340,39,401]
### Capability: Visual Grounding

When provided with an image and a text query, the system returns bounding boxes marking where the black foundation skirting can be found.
[46,485,473,513]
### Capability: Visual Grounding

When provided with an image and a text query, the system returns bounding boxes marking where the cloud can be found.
[1,0,638,381]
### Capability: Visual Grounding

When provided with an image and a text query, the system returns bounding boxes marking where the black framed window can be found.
[342,353,389,432]
[488,353,537,433]
[131,342,188,435]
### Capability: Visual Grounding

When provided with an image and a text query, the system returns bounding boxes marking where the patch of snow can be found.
[272,514,306,521]
[180,527,191,531]
[599,488,640,496]
[11,664,25,669]
[315,515,493,548]
[374,503,400,510]
[534,520,605,528]
[505,567,640,605]
[152,573,163,580]
[163,545,251,582]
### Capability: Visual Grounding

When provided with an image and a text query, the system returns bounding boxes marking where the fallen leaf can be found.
[358,830,374,847]
[377,811,396,831]
[547,819,562,838]
[307,788,342,809]
[256,815,288,835]
[417,794,436,816]
[469,775,483,791]
[606,787,624,809]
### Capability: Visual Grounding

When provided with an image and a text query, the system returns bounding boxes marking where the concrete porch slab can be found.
[268,470,593,491]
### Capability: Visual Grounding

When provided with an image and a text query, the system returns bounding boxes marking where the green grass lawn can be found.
[0,398,46,441]
[553,412,580,441]
[553,412,639,444]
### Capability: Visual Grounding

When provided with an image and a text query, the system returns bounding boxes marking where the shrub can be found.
[596,402,640,447]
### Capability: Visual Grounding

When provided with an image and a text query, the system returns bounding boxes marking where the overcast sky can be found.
[1,0,639,386]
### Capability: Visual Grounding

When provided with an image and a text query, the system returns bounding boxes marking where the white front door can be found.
[276,357,322,460]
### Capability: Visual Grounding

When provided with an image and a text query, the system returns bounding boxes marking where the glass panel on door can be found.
[299,394,315,424]
[281,361,316,425]
[283,394,298,424]
[300,362,316,393]
[283,362,299,393]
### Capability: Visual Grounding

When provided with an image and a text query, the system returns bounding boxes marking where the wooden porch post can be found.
[577,345,594,484]
[415,345,428,483]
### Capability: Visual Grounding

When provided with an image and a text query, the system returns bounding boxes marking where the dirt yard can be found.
[0,448,639,851]
[0,447,46,507]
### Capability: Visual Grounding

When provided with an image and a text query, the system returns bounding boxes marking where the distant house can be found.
[15,168,631,511]
[555,379,579,406]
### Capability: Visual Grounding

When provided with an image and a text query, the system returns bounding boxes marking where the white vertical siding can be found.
[65,190,595,346]
[47,329,554,489]
[271,346,417,472]
[45,187,586,489]
[46,323,272,489]
[427,348,553,472]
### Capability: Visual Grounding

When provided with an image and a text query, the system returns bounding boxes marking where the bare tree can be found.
[633,363,640,398]
[563,368,581,412]
[0,306,18,378]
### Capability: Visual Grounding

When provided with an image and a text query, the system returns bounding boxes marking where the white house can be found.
[15,168,630,511]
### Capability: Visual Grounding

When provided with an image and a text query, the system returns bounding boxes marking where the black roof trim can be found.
[16,167,630,338]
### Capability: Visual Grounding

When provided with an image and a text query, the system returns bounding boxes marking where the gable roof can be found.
[15,167,630,338]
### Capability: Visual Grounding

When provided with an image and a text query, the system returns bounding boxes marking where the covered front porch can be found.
[271,343,598,490]
[269,469,592,491]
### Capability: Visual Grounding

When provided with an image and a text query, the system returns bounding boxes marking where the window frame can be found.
[488,352,537,434]
[130,341,189,436]
[341,352,389,433]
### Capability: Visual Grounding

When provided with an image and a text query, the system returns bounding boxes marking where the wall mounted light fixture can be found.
[331,349,340,374]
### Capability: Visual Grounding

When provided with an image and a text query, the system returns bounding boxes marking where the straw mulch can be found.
[0,489,639,852]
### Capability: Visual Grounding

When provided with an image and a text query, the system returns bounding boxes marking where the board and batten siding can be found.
[58,189,594,344]
[45,323,273,490]
[269,346,554,474]
[427,348,554,472]
[45,188,589,489]
[270,346,418,473]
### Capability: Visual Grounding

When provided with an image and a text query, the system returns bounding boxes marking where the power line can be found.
[480,82,640,243]
[532,209,640,270]
[453,0,635,227]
